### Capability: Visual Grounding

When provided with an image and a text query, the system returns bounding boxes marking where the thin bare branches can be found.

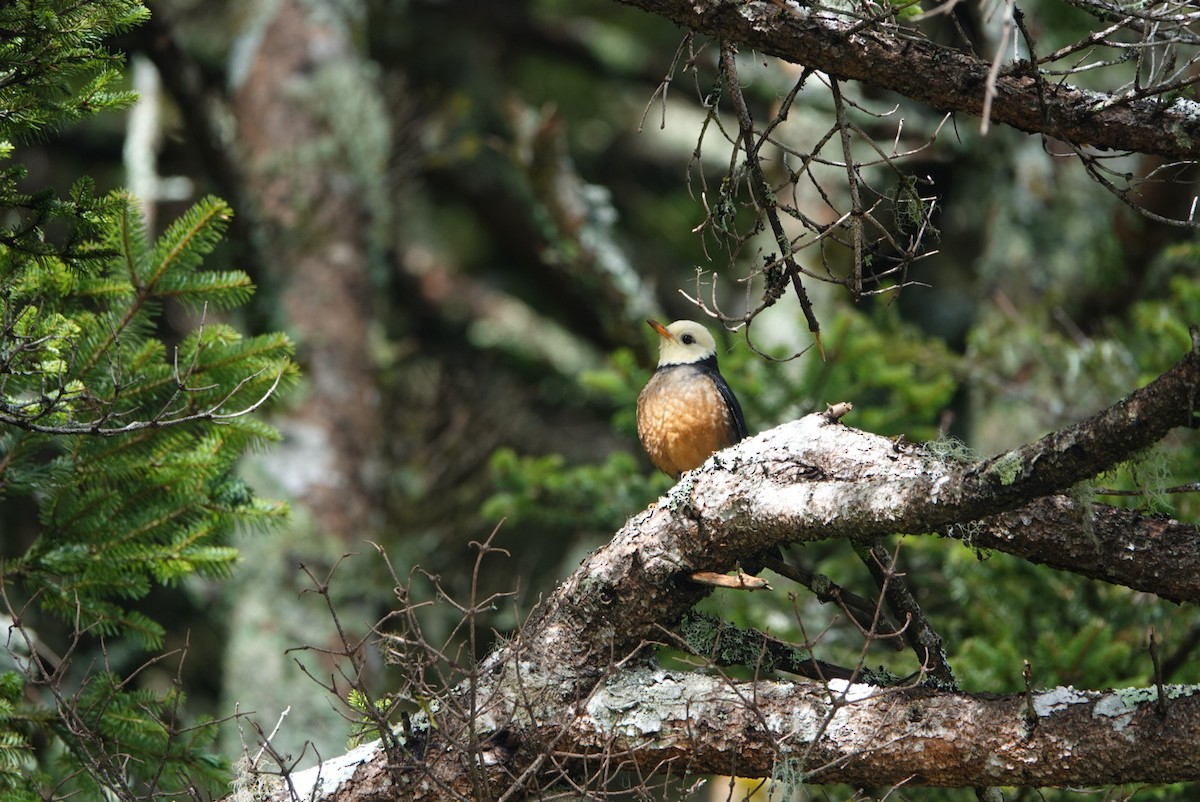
[0,363,288,435]
[718,41,823,346]
[619,0,1200,234]
[678,41,940,355]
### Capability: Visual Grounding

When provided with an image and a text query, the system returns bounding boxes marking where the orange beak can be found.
[646,319,673,341]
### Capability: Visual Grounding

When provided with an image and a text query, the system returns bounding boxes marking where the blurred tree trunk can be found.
[218,0,390,760]
[233,0,382,538]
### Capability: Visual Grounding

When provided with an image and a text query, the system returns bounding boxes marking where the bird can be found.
[637,319,748,479]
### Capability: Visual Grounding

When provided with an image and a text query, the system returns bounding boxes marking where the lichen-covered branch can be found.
[563,670,1200,787]
[246,341,1200,799]
[263,669,1200,799]
[614,0,1200,161]
[947,496,1200,605]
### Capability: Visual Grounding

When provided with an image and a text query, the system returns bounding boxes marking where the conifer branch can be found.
[0,364,288,436]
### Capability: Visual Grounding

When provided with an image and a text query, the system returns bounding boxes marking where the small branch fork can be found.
[677,40,941,359]
[854,539,955,686]
[624,0,1200,235]
[718,41,823,353]
[0,365,287,435]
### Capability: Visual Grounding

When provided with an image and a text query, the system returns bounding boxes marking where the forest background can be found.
[2,0,1199,800]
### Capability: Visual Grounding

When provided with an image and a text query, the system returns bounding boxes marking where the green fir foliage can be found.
[0,1,147,269]
[2,192,295,649]
[484,448,665,536]
[0,2,295,797]
[0,192,294,797]
[52,672,227,799]
[0,1,147,139]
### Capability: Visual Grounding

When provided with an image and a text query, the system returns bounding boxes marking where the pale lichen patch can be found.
[584,668,688,739]
[764,696,843,747]
[990,451,1024,486]
[287,739,383,800]
[929,473,950,503]
[1092,693,1136,738]
[1032,686,1090,717]
[827,678,878,703]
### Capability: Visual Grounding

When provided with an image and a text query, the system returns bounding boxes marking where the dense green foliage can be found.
[0,0,145,269]
[0,0,148,138]
[2,194,293,644]
[0,0,1196,798]
[0,2,294,799]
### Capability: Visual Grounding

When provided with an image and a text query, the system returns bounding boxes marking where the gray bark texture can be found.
[241,342,1200,800]
[613,0,1200,160]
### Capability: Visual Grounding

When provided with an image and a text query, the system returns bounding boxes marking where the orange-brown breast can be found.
[637,365,741,479]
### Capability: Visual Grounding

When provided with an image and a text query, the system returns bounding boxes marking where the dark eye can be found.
[681,334,696,345]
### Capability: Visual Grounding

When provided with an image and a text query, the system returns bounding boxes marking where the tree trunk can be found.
[220,0,390,762]
[233,0,382,539]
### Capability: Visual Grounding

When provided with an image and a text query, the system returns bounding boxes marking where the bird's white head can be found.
[648,319,718,367]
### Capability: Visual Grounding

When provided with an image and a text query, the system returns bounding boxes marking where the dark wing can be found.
[697,356,748,442]
[715,372,749,441]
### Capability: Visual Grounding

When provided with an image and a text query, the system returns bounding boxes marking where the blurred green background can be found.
[4,0,1199,799]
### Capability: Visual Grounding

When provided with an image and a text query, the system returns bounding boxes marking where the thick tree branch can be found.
[947,496,1200,605]
[269,670,1200,799]
[962,347,1200,505]
[249,341,1200,798]
[562,671,1200,786]
[615,0,1200,160]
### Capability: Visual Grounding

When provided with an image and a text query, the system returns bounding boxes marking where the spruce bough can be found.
[0,2,296,798]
